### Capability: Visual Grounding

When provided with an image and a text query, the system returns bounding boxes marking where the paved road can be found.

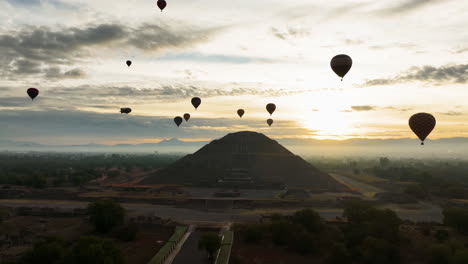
[0,199,443,223]
[163,225,195,264]
[329,173,383,197]
[172,229,212,264]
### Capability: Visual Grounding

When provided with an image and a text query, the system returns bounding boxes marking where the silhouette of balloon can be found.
[237,109,245,118]
[174,116,183,127]
[126,60,132,67]
[266,103,276,116]
[409,113,436,145]
[191,97,201,109]
[331,54,352,81]
[267,119,273,127]
[183,113,191,122]
[120,108,132,114]
[27,88,39,100]
[157,0,166,11]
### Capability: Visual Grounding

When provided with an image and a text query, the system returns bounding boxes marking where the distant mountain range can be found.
[1,136,468,156]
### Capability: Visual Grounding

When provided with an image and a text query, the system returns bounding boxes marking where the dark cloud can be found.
[369,42,417,50]
[380,0,439,15]
[0,22,218,79]
[0,109,307,143]
[454,48,468,54]
[351,105,376,111]
[441,111,463,116]
[362,64,468,86]
[44,67,86,79]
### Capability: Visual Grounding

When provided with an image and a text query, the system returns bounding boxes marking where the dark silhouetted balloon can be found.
[183,113,190,122]
[237,109,245,118]
[126,60,132,67]
[331,54,352,81]
[266,103,276,115]
[157,0,167,11]
[27,88,39,100]
[191,97,201,109]
[174,116,183,127]
[120,108,132,114]
[409,113,436,145]
[267,119,273,127]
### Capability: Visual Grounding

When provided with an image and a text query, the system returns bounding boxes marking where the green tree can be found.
[20,237,67,264]
[70,236,123,264]
[430,244,451,264]
[434,229,449,243]
[116,223,138,242]
[327,243,351,264]
[88,199,125,233]
[292,209,323,233]
[242,224,266,243]
[443,208,468,234]
[452,249,468,264]
[198,232,221,261]
[288,231,317,255]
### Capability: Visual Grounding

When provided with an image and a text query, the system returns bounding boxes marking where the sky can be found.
[0,0,467,145]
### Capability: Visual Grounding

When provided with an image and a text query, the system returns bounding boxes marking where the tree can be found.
[452,249,468,264]
[198,232,221,261]
[70,236,123,264]
[88,199,125,233]
[430,244,451,264]
[292,209,323,233]
[116,223,138,242]
[327,243,351,264]
[20,237,68,264]
[288,231,317,255]
[242,224,266,243]
[379,157,390,167]
[443,208,468,234]
[434,229,449,243]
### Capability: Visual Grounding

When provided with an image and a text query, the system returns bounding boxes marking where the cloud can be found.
[350,105,376,111]
[0,22,219,79]
[383,106,412,112]
[44,67,86,79]
[441,111,463,116]
[379,0,439,15]
[158,52,274,64]
[270,26,310,40]
[0,109,309,144]
[369,42,418,50]
[361,64,468,86]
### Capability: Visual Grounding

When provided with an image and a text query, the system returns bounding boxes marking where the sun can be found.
[302,110,354,140]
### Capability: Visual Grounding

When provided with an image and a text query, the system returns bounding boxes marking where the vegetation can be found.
[88,199,125,233]
[198,232,222,261]
[0,153,180,188]
[19,236,123,264]
[443,208,468,234]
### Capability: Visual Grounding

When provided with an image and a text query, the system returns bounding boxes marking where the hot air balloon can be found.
[120,108,132,114]
[126,60,132,67]
[409,113,436,145]
[27,88,39,100]
[191,97,201,109]
[174,116,183,127]
[267,119,273,127]
[266,103,276,116]
[183,113,191,122]
[157,0,166,11]
[331,54,352,81]
[237,109,245,118]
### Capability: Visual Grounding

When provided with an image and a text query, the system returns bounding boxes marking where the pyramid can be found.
[141,131,348,192]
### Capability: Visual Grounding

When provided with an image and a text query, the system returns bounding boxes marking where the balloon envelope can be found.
[237,109,245,118]
[409,113,436,145]
[191,97,201,109]
[120,108,132,114]
[183,113,191,122]
[27,88,39,100]
[266,103,276,115]
[331,54,352,80]
[174,116,183,127]
[157,0,166,11]
[126,60,132,67]
[267,119,273,127]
